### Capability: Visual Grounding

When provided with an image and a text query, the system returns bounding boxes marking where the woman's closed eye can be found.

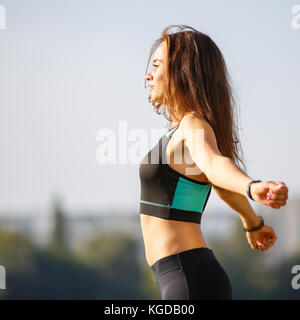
[152,64,159,68]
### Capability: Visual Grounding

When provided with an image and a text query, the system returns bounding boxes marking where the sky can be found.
[0,0,299,216]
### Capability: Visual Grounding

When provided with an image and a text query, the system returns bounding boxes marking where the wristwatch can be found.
[247,180,262,201]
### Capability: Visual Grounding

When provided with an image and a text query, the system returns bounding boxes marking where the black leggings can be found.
[150,247,232,300]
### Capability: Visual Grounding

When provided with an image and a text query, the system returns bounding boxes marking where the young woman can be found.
[139,25,289,300]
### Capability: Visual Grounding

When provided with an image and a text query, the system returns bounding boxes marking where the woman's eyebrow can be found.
[153,59,163,63]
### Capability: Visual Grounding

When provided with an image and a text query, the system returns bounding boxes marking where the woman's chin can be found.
[149,93,162,104]
[150,94,157,102]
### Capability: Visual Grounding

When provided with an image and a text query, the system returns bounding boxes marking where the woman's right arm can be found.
[212,185,261,230]
[213,185,277,251]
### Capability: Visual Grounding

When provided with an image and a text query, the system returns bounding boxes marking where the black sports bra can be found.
[139,124,212,224]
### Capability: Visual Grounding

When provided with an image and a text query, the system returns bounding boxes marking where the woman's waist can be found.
[144,240,209,267]
[140,214,208,266]
[140,213,205,235]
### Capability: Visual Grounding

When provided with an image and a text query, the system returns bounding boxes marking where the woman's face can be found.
[145,41,167,104]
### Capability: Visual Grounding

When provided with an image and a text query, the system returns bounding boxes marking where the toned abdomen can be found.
[140,213,209,267]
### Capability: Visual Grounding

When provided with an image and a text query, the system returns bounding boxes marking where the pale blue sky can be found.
[0,0,299,215]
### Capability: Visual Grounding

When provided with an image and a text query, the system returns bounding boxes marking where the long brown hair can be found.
[144,24,247,174]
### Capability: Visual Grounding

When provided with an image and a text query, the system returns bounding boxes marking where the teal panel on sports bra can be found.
[170,176,211,212]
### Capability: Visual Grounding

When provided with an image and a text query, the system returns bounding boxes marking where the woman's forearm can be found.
[206,156,253,197]
[213,186,261,229]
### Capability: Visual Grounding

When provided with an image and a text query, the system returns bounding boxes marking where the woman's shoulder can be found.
[180,112,212,131]
[179,112,219,151]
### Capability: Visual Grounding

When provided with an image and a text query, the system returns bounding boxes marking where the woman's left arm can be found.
[205,155,252,197]
[206,156,288,208]
[182,116,289,207]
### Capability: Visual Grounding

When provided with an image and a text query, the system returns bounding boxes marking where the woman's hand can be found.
[250,181,288,209]
[245,225,277,251]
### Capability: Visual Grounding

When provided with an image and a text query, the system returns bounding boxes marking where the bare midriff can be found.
[140,213,209,267]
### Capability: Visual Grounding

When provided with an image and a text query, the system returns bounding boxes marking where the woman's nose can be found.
[145,71,153,81]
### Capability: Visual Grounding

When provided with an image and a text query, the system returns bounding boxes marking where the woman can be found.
[139,25,288,300]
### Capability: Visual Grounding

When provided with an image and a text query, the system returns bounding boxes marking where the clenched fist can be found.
[246,225,277,251]
[250,181,288,209]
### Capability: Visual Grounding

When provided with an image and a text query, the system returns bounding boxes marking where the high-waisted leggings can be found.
[150,247,232,300]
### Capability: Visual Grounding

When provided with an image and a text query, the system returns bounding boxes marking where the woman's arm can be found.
[213,185,277,251]
[182,116,252,196]
[212,185,260,229]
[206,156,252,197]
[182,115,288,207]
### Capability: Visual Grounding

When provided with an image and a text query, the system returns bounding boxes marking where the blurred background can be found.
[0,0,299,299]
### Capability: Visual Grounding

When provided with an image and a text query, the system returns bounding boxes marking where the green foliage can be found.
[75,229,155,299]
[207,218,300,300]
[0,212,299,299]
[0,231,36,274]
[138,263,161,300]
[48,196,69,252]
[0,231,102,299]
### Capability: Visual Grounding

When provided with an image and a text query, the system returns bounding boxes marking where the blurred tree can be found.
[207,216,298,300]
[48,195,69,254]
[0,230,103,299]
[138,262,161,300]
[75,229,151,299]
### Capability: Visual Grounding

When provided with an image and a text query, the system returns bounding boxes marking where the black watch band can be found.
[243,216,264,232]
[247,180,262,201]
